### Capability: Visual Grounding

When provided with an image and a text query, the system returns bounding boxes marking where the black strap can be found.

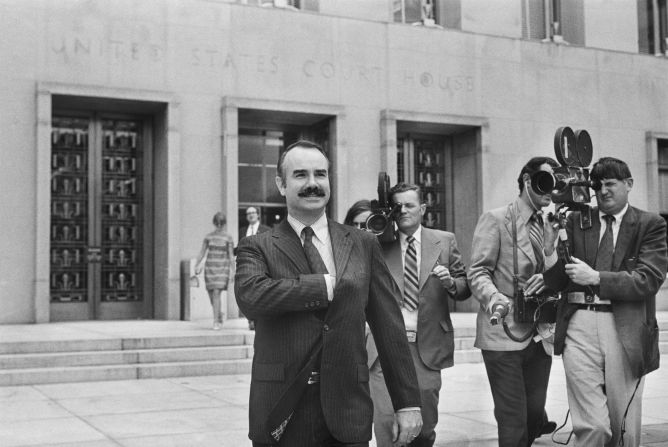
[502,203,537,343]
[265,339,323,443]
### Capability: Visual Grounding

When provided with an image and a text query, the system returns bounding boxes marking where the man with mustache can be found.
[235,140,423,446]
[544,157,667,446]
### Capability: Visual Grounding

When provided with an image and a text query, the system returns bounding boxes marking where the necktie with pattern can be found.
[302,227,329,274]
[529,211,545,273]
[595,214,615,271]
[403,235,419,311]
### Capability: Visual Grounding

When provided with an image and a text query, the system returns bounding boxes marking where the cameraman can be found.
[543,157,668,446]
[367,183,470,446]
[468,157,560,446]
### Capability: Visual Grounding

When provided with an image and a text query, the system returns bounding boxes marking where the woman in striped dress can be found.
[195,212,234,330]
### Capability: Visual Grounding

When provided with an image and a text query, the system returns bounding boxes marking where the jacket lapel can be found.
[419,229,441,290]
[272,220,310,274]
[328,221,353,282]
[585,211,601,266]
[612,206,637,271]
[503,202,536,266]
[384,240,404,294]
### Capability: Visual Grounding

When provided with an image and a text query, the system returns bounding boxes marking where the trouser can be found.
[481,340,552,447]
[369,342,440,447]
[562,310,644,447]
[253,383,369,447]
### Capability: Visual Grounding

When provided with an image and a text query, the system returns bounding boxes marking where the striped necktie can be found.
[403,235,419,311]
[595,215,615,271]
[529,212,544,273]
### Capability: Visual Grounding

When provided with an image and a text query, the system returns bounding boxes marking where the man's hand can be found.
[523,273,546,296]
[392,409,423,446]
[565,257,600,286]
[431,264,454,289]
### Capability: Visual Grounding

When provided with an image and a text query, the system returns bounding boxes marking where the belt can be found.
[576,303,613,312]
[567,291,611,305]
[406,330,417,343]
[307,371,320,385]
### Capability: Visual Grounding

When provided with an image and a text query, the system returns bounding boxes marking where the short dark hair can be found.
[517,156,560,193]
[590,157,632,182]
[389,182,423,203]
[212,212,226,226]
[343,200,372,226]
[276,140,330,185]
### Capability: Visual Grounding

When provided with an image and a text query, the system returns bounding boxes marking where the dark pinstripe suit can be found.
[235,219,421,445]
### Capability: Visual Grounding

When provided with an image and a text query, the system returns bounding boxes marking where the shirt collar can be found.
[400,226,422,245]
[516,197,540,222]
[287,212,329,242]
[599,203,628,224]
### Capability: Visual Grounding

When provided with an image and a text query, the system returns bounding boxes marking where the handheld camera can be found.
[365,172,401,243]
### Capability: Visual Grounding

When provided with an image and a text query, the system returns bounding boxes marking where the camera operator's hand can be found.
[524,273,546,296]
[565,257,600,286]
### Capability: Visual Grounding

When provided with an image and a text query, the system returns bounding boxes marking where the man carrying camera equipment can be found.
[366,182,470,447]
[468,157,560,446]
[543,156,667,447]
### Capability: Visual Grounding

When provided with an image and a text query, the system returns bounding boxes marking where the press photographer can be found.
[468,155,561,446]
[542,150,668,446]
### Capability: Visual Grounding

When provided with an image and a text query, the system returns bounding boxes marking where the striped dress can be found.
[204,232,233,290]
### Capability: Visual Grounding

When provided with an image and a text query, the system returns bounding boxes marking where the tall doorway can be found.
[50,114,153,321]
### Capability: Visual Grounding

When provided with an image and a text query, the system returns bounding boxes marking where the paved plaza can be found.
[2,355,668,446]
[1,316,667,446]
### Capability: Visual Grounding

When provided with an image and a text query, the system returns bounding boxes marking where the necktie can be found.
[302,227,329,274]
[595,215,615,271]
[529,212,545,273]
[403,236,419,311]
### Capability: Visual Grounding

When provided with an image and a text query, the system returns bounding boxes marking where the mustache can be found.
[298,186,326,197]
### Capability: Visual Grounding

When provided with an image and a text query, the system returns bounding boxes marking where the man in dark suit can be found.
[544,157,667,446]
[367,182,470,447]
[240,206,271,238]
[235,140,423,446]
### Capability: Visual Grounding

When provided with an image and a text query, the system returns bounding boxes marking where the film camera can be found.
[530,126,597,227]
[364,172,402,243]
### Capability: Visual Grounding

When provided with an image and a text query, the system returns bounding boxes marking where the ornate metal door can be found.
[50,115,149,320]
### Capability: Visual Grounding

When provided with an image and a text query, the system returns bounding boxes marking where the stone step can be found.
[0,332,253,355]
[0,358,253,387]
[0,345,253,370]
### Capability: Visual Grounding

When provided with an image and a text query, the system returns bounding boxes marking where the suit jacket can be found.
[235,219,421,444]
[543,206,667,378]
[368,227,470,371]
[240,223,271,239]
[468,199,551,351]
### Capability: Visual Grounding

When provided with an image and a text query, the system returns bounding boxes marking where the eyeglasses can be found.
[246,211,258,215]
[352,221,367,230]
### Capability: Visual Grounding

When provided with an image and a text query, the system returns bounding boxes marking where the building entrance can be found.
[50,115,151,321]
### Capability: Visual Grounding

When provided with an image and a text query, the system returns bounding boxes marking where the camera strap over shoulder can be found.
[502,203,538,343]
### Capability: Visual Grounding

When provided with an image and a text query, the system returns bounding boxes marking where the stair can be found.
[0,331,254,386]
[1,317,667,386]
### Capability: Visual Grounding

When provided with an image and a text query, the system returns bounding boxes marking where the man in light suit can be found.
[544,157,667,446]
[235,140,423,446]
[240,206,271,238]
[367,182,470,446]
[238,206,271,330]
[468,156,560,446]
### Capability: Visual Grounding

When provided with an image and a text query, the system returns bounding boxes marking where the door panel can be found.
[50,115,149,321]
